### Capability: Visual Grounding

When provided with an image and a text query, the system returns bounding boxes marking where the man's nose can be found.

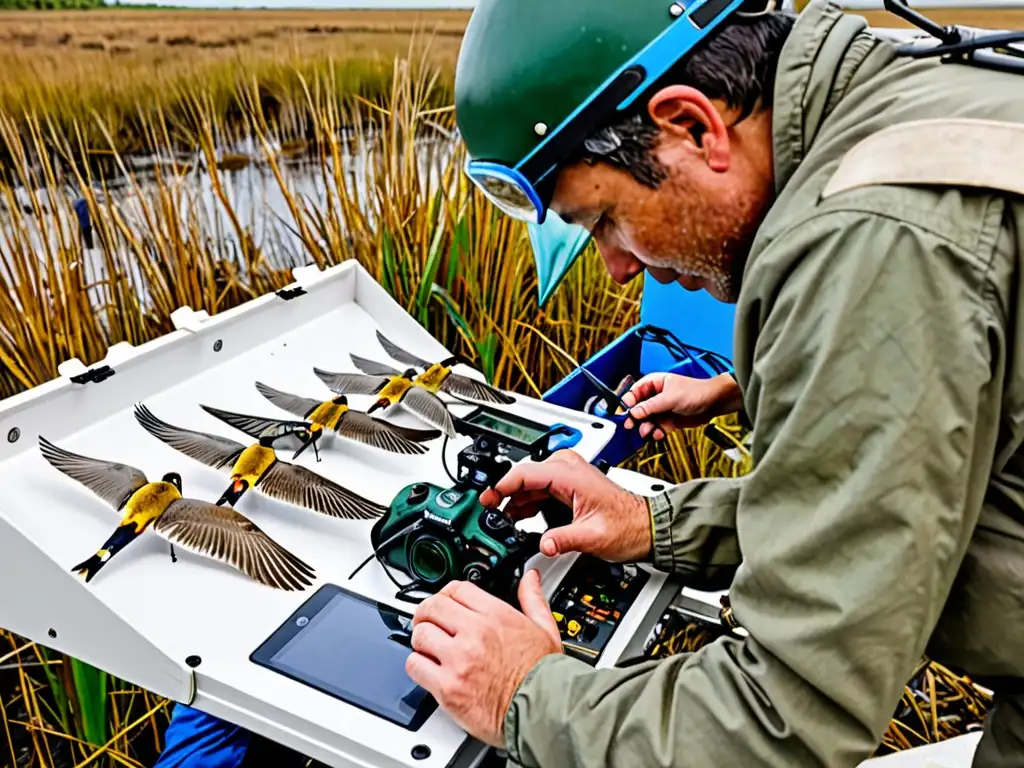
[595,236,645,285]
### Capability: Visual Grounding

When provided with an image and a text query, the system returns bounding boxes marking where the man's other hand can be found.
[406,571,563,747]
[479,450,652,562]
[622,371,742,440]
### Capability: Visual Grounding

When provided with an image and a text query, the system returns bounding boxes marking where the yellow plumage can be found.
[230,444,277,488]
[378,376,413,405]
[413,363,451,394]
[307,400,347,430]
[121,481,181,533]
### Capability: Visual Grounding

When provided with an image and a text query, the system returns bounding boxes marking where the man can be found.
[403,1,1024,766]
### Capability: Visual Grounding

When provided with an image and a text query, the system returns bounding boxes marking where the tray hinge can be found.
[276,287,307,301]
[70,365,116,385]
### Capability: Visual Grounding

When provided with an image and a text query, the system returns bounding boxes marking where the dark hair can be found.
[573,12,797,187]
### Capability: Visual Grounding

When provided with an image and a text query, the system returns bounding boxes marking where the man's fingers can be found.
[504,499,542,522]
[517,570,560,644]
[539,519,603,558]
[622,374,665,408]
[411,620,456,662]
[412,592,476,633]
[629,391,676,421]
[406,652,445,694]
[439,579,501,614]
[485,462,569,507]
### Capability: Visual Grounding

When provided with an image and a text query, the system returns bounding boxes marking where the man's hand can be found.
[479,450,652,562]
[622,372,742,440]
[406,571,563,747]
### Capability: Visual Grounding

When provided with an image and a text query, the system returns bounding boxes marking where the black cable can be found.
[441,432,459,485]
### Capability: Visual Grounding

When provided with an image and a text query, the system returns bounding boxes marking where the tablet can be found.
[250,584,438,731]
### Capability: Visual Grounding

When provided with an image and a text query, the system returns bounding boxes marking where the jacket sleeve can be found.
[503,208,1008,768]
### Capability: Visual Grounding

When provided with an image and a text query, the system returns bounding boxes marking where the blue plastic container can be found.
[543,323,732,467]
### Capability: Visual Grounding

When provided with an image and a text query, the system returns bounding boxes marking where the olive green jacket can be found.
[503,2,1024,766]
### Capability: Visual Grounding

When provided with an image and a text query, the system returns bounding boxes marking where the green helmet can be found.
[455,0,675,168]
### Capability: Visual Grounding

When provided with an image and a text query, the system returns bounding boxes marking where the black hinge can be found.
[277,287,307,300]
[70,365,115,385]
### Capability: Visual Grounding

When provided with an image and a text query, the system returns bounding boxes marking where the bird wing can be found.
[441,373,516,405]
[38,436,148,511]
[257,462,387,520]
[153,498,315,591]
[254,382,322,421]
[402,386,456,438]
[371,419,441,444]
[349,354,402,378]
[336,410,428,455]
[313,368,387,396]
[134,404,244,471]
[200,404,309,441]
[375,331,432,369]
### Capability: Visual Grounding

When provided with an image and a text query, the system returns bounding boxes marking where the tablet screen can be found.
[251,585,437,731]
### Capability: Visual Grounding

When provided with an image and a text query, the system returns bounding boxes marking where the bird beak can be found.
[292,434,315,461]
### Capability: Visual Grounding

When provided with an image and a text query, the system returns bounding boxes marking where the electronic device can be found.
[548,555,650,665]
[454,403,582,461]
[250,584,438,731]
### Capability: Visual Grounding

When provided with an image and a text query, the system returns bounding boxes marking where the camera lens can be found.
[409,537,454,584]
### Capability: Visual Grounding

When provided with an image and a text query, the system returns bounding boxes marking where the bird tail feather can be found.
[72,524,139,582]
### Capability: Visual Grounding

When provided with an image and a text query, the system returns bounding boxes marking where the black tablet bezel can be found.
[249,583,438,732]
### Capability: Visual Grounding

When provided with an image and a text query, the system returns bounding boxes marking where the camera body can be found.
[366,412,584,604]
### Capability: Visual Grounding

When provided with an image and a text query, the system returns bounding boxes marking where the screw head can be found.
[186,655,202,668]
[651,483,665,492]
[669,2,684,16]
[534,122,548,136]
[48,628,57,639]
[213,340,223,352]
[7,428,20,444]
[411,745,431,760]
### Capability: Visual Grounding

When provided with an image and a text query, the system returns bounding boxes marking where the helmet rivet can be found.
[534,122,548,137]
[669,2,684,16]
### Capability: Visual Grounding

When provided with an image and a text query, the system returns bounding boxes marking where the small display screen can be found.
[466,411,547,445]
[250,585,437,731]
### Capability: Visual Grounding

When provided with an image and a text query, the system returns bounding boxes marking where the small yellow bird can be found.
[312,364,457,438]
[133,404,387,520]
[372,330,515,405]
[253,382,440,456]
[39,437,315,591]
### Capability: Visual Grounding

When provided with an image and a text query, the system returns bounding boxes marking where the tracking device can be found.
[455,403,582,461]
[250,584,438,731]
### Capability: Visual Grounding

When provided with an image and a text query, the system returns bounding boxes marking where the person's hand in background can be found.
[623,372,743,440]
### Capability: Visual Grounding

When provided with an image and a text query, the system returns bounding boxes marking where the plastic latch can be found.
[276,286,308,301]
[170,307,211,333]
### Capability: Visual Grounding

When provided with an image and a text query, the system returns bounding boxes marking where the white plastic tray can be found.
[0,260,631,768]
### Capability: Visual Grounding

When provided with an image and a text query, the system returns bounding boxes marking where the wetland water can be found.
[1,131,457,310]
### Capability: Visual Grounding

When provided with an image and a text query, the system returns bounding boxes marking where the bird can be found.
[311,364,457,439]
[38,436,315,591]
[252,382,441,456]
[371,330,515,406]
[133,403,387,521]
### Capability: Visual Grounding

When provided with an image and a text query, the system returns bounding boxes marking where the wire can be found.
[441,432,459,485]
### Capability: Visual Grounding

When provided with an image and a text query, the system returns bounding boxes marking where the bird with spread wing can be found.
[372,330,515,406]
[39,436,315,591]
[311,363,457,439]
[253,382,440,456]
[134,404,387,520]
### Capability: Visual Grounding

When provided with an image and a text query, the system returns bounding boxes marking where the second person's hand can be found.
[622,371,742,440]
[479,450,652,562]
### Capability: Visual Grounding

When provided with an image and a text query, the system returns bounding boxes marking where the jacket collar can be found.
[770,0,879,195]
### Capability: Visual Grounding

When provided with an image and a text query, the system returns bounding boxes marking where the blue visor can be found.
[527,212,594,307]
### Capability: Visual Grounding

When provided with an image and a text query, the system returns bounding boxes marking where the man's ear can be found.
[646,85,730,173]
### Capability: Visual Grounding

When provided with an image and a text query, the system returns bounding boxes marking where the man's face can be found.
[547,91,775,303]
